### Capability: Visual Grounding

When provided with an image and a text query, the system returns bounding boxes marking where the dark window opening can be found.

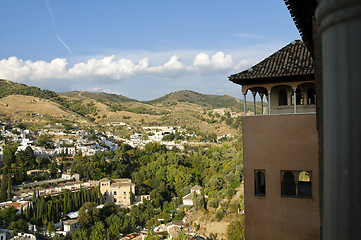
[296,88,304,105]
[298,171,312,197]
[291,88,304,105]
[281,171,296,196]
[307,88,316,104]
[255,170,266,196]
[281,170,312,198]
[278,89,287,106]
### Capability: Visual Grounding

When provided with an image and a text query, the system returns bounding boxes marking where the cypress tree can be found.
[63,195,68,214]
[7,178,12,201]
[26,203,31,219]
[67,197,71,213]
[48,202,52,221]
[0,177,7,201]
[32,189,37,203]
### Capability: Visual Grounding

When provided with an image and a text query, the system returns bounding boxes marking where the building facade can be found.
[99,178,135,206]
[229,41,320,239]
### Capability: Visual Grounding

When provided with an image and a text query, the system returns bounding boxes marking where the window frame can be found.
[281,170,312,198]
[254,169,266,196]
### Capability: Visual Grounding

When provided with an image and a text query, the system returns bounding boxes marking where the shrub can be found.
[215,209,225,221]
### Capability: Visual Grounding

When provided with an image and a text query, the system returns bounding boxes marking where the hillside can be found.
[61,91,136,103]
[143,90,245,112]
[0,80,260,136]
[0,79,64,103]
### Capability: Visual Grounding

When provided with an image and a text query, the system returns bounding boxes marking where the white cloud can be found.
[192,51,233,74]
[234,59,258,71]
[0,57,68,81]
[0,51,239,86]
[84,87,121,95]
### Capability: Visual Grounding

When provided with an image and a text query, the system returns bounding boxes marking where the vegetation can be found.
[143,90,256,112]
[226,216,245,240]
[23,187,102,226]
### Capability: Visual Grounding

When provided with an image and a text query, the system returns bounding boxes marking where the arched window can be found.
[307,88,316,104]
[291,88,304,105]
[278,89,287,106]
[298,171,312,197]
[281,171,296,196]
[255,170,266,196]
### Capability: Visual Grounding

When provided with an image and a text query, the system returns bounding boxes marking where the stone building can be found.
[99,178,135,206]
[229,40,320,239]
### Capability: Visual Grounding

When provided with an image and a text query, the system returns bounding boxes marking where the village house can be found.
[26,169,50,178]
[0,229,8,240]
[61,173,80,181]
[63,220,80,233]
[182,185,202,206]
[99,178,136,206]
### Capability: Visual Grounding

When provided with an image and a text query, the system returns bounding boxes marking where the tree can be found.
[175,231,190,240]
[7,178,12,200]
[3,144,17,168]
[35,156,44,168]
[226,216,245,240]
[78,202,100,229]
[72,229,89,240]
[89,221,106,240]
[8,219,27,235]
[0,176,8,202]
[37,133,51,148]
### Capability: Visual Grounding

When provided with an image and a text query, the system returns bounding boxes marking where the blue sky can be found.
[0,0,300,100]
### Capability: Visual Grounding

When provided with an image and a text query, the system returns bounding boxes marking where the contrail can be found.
[45,0,73,55]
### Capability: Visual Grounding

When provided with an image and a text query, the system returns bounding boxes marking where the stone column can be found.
[243,92,247,116]
[293,87,297,114]
[316,0,361,239]
[268,90,271,115]
[252,91,257,115]
[260,93,264,115]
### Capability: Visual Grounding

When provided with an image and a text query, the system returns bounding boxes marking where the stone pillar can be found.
[243,92,247,116]
[252,91,257,115]
[268,90,271,115]
[260,93,264,115]
[316,0,361,239]
[293,87,297,114]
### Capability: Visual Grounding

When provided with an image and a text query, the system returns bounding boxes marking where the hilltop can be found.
[61,91,136,103]
[143,90,243,112]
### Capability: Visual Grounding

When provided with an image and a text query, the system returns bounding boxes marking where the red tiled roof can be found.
[229,40,314,86]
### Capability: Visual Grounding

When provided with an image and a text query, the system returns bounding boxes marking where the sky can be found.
[0,0,300,101]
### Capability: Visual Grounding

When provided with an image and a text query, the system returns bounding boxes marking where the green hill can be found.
[0,79,64,103]
[61,91,136,103]
[143,90,246,112]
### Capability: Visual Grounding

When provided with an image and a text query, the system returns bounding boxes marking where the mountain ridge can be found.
[0,80,259,135]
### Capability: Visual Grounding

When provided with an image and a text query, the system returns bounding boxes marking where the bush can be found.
[226,216,245,240]
[208,198,219,209]
[215,209,225,221]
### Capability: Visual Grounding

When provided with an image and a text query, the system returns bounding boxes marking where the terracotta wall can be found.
[242,114,320,240]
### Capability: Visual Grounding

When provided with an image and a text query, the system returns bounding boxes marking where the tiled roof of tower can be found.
[283,0,317,55]
[229,40,314,86]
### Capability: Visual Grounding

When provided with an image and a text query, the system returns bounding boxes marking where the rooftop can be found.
[229,40,314,86]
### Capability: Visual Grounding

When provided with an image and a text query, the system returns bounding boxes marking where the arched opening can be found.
[255,170,266,196]
[298,171,312,197]
[296,88,304,105]
[307,88,316,104]
[278,89,288,106]
[291,88,304,105]
[281,171,296,196]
